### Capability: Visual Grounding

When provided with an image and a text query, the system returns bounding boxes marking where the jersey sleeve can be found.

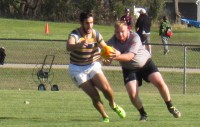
[129,33,142,54]
[68,29,80,44]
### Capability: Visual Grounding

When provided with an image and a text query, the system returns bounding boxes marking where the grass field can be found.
[0,38,200,68]
[0,18,200,126]
[1,18,200,43]
[0,18,200,68]
[0,68,200,94]
[0,90,200,127]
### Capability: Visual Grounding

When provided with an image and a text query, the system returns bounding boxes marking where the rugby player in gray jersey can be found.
[105,21,181,121]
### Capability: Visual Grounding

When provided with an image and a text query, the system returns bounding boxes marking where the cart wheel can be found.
[51,84,59,91]
[38,84,46,91]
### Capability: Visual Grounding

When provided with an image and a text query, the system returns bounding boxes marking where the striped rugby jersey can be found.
[69,28,103,65]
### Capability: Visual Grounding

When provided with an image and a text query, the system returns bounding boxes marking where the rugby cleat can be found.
[113,104,126,118]
[168,106,181,118]
[139,114,148,122]
[102,117,109,123]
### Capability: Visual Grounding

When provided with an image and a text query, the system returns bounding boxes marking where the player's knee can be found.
[101,83,111,92]
[92,97,102,105]
[154,80,166,90]
[129,92,139,100]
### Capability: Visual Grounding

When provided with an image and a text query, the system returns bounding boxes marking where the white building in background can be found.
[166,0,200,21]
[196,0,200,21]
[133,6,145,19]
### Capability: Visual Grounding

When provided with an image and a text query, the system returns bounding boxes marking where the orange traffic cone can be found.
[45,22,49,34]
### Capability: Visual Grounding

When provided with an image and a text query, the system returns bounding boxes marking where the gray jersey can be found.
[107,32,151,70]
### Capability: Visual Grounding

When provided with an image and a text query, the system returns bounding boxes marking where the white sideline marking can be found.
[0,64,200,73]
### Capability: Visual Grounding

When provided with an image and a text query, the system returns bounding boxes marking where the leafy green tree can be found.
[0,0,167,23]
[108,0,165,21]
[148,0,165,21]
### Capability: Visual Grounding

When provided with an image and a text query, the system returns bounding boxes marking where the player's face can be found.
[82,17,94,34]
[126,11,130,15]
[115,25,128,42]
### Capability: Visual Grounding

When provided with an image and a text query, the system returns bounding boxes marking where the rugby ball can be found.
[100,46,114,59]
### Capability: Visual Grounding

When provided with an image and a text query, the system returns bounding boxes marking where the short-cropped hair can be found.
[114,21,128,28]
[80,12,93,23]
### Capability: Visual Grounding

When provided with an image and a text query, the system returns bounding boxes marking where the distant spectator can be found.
[135,9,152,54]
[120,8,134,31]
[0,47,6,65]
[159,16,172,55]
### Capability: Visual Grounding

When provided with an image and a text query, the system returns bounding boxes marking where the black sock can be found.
[138,107,147,116]
[165,101,173,109]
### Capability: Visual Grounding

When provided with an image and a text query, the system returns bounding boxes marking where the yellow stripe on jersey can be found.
[69,29,101,65]
[78,37,96,43]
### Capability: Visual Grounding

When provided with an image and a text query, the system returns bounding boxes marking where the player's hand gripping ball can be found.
[100,46,115,59]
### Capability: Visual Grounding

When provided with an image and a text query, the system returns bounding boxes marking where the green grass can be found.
[1,39,200,68]
[1,18,200,68]
[0,90,199,127]
[0,18,111,40]
[0,68,199,94]
[1,18,200,43]
[0,18,77,40]
[0,18,200,126]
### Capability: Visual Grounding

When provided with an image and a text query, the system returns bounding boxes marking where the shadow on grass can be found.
[0,117,46,122]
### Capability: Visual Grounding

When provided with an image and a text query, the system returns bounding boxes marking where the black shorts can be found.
[122,59,159,86]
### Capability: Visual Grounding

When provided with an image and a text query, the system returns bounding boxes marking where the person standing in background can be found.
[159,16,171,55]
[120,8,134,31]
[0,47,6,65]
[135,8,152,54]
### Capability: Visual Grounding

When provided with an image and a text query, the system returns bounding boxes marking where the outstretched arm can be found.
[67,36,89,52]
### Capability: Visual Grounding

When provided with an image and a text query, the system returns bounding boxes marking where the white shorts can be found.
[68,62,103,87]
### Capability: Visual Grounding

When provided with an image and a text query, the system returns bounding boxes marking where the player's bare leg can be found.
[80,81,109,121]
[126,80,148,121]
[148,72,181,118]
[92,73,126,119]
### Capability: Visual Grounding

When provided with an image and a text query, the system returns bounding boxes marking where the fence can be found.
[0,39,199,94]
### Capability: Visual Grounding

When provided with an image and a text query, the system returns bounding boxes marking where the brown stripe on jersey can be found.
[70,35,101,65]
[70,55,101,65]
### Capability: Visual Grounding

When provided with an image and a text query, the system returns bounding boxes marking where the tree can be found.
[0,0,168,23]
[174,0,181,23]
[148,0,165,21]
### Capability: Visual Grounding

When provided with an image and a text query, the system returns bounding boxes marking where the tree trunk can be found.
[174,0,181,23]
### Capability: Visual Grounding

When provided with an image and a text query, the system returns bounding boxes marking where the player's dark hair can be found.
[163,16,168,21]
[79,11,93,23]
